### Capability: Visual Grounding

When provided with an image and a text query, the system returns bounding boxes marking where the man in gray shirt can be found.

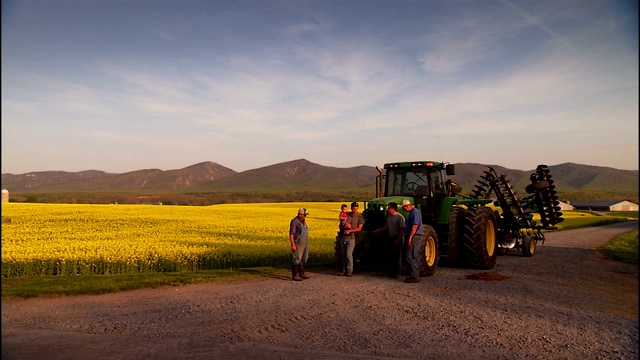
[374,202,406,278]
[340,202,364,277]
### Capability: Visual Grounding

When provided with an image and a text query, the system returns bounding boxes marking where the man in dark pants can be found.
[401,199,423,283]
[339,202,364,277]
[373,202,405,278]
[289,208,311,281]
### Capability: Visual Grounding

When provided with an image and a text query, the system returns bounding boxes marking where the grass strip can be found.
[599,229,639,265]
[1,266,294,299]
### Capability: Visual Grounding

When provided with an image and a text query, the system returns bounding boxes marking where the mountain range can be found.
[2,159,638,204]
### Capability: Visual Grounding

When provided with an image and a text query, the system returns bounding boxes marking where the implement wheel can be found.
[522,235,535,257]
[462,206,497,269]
[525,180,550,194]
[419,225,439,277]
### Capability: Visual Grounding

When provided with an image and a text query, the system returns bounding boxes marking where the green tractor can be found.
[351,161,563,277]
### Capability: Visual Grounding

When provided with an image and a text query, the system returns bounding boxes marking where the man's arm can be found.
[289,220,298,252]
[407,224,418,247]
[396,226,405,245]
[345,215,364,235]
[345,223,363,235]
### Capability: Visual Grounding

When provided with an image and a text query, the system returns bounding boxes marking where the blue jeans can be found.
[405,235,424,278]
[341,237,355,272]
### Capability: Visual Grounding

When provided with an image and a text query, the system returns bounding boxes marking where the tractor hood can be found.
[364,196,414,220]
[366,196,412,209]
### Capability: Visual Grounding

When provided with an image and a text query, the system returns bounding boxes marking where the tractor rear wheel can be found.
[419,225,438,277]
[440,206,466,267]
[522,235,535,257]
[461,206,497,269]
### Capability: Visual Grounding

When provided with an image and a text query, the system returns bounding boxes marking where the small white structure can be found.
[610,201,639,212]
[557,200,574,211]
[1,189,8,203]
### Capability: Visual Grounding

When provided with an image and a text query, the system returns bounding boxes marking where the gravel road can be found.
[2,221,638,360]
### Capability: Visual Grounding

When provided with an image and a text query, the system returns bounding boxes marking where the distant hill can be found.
[1,162,236,192]
[188,159,378,192]
[1,159,637,204]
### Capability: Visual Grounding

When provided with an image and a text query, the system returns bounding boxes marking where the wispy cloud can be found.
[2,0,637,173]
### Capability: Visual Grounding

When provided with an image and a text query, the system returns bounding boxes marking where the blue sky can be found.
[2,0,638,174]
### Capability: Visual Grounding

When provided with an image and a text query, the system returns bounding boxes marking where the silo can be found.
[1,189,9,203]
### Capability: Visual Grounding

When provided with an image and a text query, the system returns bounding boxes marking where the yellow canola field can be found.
[1,202,344,277]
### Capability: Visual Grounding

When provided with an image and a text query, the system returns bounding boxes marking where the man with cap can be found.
[289,207,311,281]
[339,202,364,277]
[373,202,406,278]
[401,199,423,283]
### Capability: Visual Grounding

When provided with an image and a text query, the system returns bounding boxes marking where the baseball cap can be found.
[298,208,309,215]
[402,199,411,206]
[350,202,359,207]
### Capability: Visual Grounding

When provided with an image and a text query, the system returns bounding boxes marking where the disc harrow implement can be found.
[468,165,564,257]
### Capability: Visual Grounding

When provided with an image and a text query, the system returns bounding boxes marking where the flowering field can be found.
[1,202,343,277]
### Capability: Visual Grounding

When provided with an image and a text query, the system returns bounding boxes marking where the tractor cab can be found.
[383,161,452,198]
[363,161,457,230]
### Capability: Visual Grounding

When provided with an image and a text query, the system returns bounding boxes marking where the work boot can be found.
[291,264,302,281]
[404,276,420,283]
[298,264,310,279]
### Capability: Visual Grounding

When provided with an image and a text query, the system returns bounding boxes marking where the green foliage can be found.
[10,189,376,205]
[1,267,292,299]
[606,211,639,220]
[555,216,630,231]
[558,191,639,205]
[600,230,639,264]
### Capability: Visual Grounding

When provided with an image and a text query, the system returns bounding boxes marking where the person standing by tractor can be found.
[289,208,311,281]
[373,202,406,278]
[335,204,350,273]
[338,204,349,231]
[401,199,423,283]
[339,202,364,277]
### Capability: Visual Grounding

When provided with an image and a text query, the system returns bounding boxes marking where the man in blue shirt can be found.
[401,199,423,283]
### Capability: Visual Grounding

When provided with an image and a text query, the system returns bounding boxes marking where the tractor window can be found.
[386,171,405,195]
[430,170,446,196]
[385,169,428,196]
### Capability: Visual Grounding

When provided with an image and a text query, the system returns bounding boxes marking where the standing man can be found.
[401,199,423,283]
[289,207,311,281]
[339,202,364,277]
[373,202,406,278]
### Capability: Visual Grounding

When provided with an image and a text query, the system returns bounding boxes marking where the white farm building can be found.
[556,201,575,211]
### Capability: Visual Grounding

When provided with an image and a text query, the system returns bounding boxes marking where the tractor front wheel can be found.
[419,225,439,277]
